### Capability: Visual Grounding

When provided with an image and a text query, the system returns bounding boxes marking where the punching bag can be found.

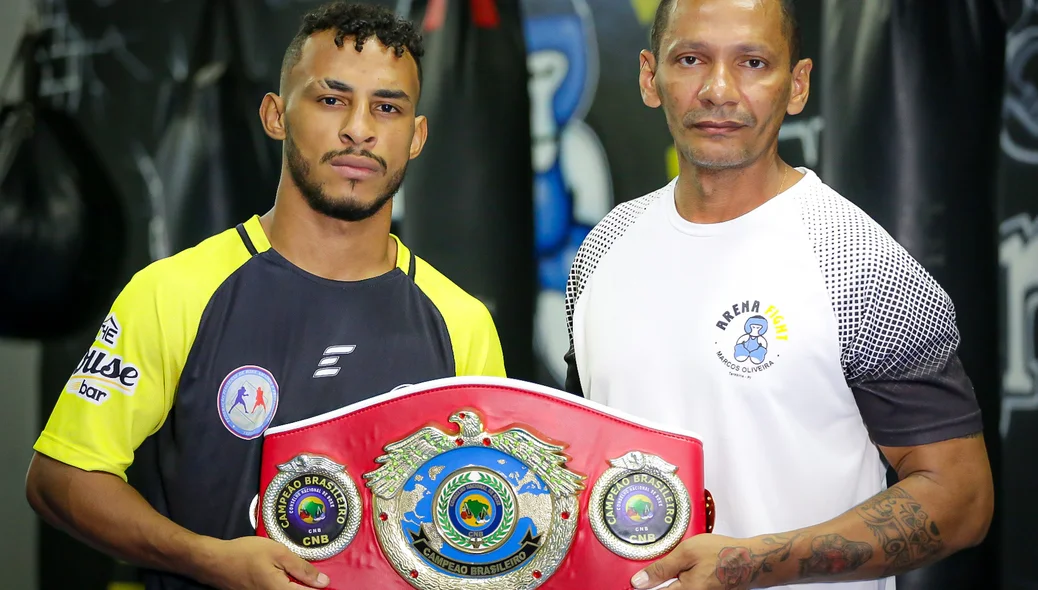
[997,0,1038,588]
[401,0,536,380]
[820,2,1005,589]
[150,0,279,259]
[0,32,128,339]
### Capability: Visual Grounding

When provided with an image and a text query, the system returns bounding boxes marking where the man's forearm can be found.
[26,454,218,582]
[711,473,989,588]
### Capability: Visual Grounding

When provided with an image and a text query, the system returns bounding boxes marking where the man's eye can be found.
[746,59,765,69]
[679,56,700,66]
[377,104,400,114]
[321,97,341,106]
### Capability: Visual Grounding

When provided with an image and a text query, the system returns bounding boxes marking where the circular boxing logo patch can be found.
[602,472,677,545]
[278,475,350,550]
[218,365,279,439]
[261,454,363,561]
[589,451,691,561]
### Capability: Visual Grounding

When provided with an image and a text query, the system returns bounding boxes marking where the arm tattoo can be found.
[715,535,798,589]
[854,487,943,575]
[798,534,873,577]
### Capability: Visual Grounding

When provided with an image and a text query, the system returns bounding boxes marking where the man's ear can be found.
[260,92,287,140]
[786,58,813,116]
[410,115,428,160]
[639,49,662,109]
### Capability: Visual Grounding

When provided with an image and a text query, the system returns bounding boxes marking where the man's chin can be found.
[686,147,755,170]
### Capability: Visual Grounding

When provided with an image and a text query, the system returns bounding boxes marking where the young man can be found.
[563,1,993,589]
[25,3,504,589]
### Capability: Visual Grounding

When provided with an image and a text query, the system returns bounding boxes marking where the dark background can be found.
[0,0,1034,588]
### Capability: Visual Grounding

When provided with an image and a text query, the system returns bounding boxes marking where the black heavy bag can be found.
[401,0,536,380]
[0,32,128,339]
[150,0,279,259]
[997,0,1038,588]
[820,2,1005,589]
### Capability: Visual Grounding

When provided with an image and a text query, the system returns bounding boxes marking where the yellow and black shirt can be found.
[34,216,505,588]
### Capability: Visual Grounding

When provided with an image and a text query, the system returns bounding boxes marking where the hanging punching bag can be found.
[402,0,536,380]
[820,2,1005,589]
[0,32,128,339]
[151,0,279,259]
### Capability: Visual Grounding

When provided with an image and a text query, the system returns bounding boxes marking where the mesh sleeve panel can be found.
[794,185,982,446]
[564,187,668,339]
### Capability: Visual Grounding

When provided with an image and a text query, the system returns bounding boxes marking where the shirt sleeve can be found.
[843,246,983,447]
[563,345,584,397]
[33,268,179,481]
[457,302,507,378]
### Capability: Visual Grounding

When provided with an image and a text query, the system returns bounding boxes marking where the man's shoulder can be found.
[586,182,672,240]
[791,171,923,275]
[407,245,494,327]
[790,171,951,329]
[573,181,673,272]
[118,225,254,309]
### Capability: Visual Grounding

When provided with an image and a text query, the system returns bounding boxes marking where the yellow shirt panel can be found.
[397,237,507,377]
[33,218,267,481]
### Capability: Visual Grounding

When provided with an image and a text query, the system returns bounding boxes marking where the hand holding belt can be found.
[255,377,715,589]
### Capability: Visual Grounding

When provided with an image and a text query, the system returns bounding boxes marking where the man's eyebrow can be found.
[374,89,411,102]
[320,78,352,92]
[316,79,411,103]
[734,43,772,54]
[670,41,774,55]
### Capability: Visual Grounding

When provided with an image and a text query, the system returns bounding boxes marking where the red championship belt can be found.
[254,377,714,589]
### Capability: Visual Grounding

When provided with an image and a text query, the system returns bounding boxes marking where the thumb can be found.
[278,552,330,588]
[630,547,689,589]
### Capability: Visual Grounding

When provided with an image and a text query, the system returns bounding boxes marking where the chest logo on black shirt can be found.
[218,365,280,439]
[713,300,789,378]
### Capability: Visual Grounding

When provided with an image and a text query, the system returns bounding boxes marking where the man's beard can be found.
[285,132,406,222]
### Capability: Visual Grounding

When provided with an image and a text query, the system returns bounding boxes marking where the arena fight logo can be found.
[713,300,790,379]
[522,0,613,384]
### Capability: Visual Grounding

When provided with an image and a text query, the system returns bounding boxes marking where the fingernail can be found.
[631,571,649,588]
[317,573,329,585]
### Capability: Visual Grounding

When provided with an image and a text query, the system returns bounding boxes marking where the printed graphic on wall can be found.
[1000,0,1038,437]
[523,0,613,385]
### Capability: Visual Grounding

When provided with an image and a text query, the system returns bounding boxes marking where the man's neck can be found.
[259,189,397,283]
[674,153,798,225]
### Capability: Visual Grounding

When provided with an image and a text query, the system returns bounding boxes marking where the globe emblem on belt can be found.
[435,469,518,554]
[364,409,585,589]
[296,495,328,525]
[624,494,656,523]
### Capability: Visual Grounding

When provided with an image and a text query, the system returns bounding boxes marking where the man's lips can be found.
[692,121,746,133]
[330,155,381,180]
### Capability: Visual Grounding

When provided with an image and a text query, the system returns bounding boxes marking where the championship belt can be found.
[253,377,714,589]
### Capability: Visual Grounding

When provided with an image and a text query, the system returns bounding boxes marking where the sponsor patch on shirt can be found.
[95,313,121,348]
[64,345,141,403]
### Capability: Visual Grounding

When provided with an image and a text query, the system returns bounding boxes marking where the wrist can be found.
[724,533,802,589]
[176,532,223,586]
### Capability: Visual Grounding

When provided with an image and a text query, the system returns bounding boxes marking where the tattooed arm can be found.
[630,432,993,590]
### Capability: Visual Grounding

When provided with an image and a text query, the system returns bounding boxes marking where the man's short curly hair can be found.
[280,1,425,93]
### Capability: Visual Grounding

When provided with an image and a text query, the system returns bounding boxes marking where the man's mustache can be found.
[320,147,386,171]
[682,109,756,128]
